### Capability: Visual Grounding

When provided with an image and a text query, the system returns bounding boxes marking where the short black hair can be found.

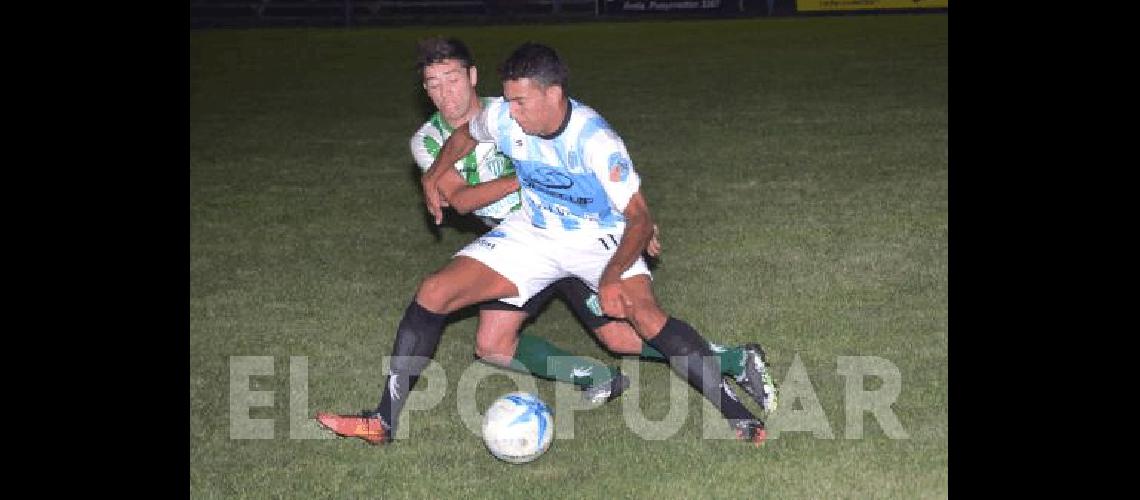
[415,37,474,78]
[497,42,569,89]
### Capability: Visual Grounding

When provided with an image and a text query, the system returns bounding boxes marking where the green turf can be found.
[191,14,947,498]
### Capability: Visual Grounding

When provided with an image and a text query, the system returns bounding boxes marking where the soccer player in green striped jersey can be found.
[411,97,520,228]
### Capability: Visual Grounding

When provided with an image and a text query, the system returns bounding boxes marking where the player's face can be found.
[422,59,478,125]
[503,78,563,137]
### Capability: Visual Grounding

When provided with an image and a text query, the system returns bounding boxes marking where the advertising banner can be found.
[622,0,723,11]
[797,0,947,11]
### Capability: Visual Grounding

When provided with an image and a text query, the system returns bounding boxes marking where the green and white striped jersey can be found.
[410,98,521,221]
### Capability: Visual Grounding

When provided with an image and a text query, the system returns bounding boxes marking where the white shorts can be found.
[455,211,652,307]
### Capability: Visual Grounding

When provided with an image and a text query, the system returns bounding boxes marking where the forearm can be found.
[600,209,654,285]
[445,176,520,214]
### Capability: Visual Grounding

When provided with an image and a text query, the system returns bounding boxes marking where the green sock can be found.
[640,342,745,378]
[640,344,665,359]
[709,342,745,378]
[513,334,613,388]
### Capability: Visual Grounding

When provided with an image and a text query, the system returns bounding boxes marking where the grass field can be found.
[190,13,947,498]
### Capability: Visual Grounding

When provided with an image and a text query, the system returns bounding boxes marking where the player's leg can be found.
[565,236,755,434]
[380,257,517,430]
[599,325,773,411]
[591,322,643,355]
[553,277,763,391]
[617,274,770,445]
[415,256,519,314]
[472,304,530,367]
[316,256,517,444]
[549,277,642,355]
[317,214,563,444]
[476,284,627,403]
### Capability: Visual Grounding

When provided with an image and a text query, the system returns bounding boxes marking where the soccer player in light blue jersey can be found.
[408,37,644,405]
[316,40,776,446]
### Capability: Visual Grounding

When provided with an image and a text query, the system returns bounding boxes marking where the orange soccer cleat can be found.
[732,419,768,447]
[315,411,390,445]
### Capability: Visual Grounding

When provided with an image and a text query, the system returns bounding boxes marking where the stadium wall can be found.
[189,0,945,28]
[189,0,799,28]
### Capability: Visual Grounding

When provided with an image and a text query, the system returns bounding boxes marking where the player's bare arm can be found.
[435,167,521,215]
[598,191,655,319]
[422,124,479,224]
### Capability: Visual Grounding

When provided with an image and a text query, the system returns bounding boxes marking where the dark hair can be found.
[497,42,569,89]
[415,37,474,78]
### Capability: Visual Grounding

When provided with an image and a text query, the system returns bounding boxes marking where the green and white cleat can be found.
[582,370,630,405]
[735,343,778,412]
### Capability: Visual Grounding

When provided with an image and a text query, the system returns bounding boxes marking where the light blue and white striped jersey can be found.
[468,97,640,232]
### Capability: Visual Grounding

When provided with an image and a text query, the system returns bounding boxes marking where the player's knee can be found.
[629,302,669,339]
[473,341,493,362]
[473,328,503,360]
[415,272,455,312]
[475,332,517,367]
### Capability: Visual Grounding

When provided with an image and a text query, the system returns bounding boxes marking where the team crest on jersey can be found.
[486,153,511,177]
[608,152,631,182]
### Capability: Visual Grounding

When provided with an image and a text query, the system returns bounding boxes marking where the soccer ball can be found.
[481,392,554,464]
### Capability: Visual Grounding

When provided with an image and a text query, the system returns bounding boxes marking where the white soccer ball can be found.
[481,392,554,464]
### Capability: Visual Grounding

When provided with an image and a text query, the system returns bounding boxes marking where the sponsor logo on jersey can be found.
[522,179,594,206]
[531,168,573,189]
[519,166,595,206]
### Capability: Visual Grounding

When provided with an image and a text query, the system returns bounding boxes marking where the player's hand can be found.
[421,175,447,225]
[646,224,661,257]
[599,279,631,319]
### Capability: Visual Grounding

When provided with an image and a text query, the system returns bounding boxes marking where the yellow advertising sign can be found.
[797,0,948,10]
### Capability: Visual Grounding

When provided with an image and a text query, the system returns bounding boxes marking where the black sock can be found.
[374,300,447,433]
[645,317,755,422]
